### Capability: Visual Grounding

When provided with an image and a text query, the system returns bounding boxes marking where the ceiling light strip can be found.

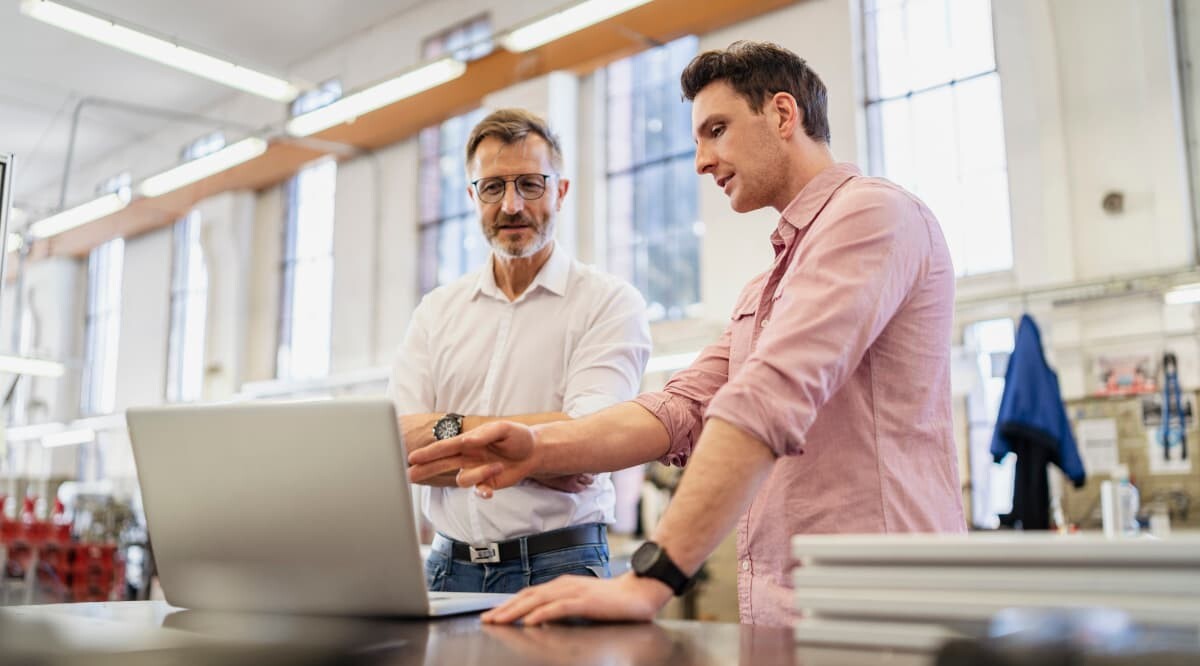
[19,0,299,102]
[42,428,96,448]
[137,137,268,197]
[1164,283,1200,305]
[285,58,467,137]
[0,354,66,377]
[499,0,655,52]
[28,192,128,240]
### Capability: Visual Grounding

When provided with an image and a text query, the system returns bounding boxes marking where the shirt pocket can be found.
[729,299,759,370]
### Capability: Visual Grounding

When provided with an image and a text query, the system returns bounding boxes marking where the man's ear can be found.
[555,178,570,212]
[773,92,801,140]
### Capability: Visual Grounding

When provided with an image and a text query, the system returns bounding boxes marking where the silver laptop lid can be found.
[126,398,432,615]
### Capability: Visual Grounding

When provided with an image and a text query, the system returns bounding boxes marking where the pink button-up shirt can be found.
[634,163,966,626]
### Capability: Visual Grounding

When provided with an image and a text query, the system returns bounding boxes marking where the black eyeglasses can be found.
[471,173,553,204]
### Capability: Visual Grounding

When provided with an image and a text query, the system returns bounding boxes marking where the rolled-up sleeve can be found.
[633,327,733,467]
[563,283,652,418]
[705,188,931,458]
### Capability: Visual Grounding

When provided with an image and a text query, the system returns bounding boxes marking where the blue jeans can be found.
[425,534,611,594]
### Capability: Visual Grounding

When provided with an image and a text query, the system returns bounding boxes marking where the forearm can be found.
[407,412,569,486]
[532,402,671,476]
[404,411,569,452]
[650,418,776,575]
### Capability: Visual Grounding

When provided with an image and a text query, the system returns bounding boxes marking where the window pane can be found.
[960,169,1014,274]
[278,154,336,380]
[294,159,337,260]
[964,317,1016,527]
[864,0,1011,278]
[290,257,333,379]
[606,36,699,321]
[81,239,123,415]
[950,0,996,79]
[167,212,208,402]
[955,74,1006,175]
[438,216,464,287]
[419,104,489,291]
[871,5,910,98]
[905,0,954,92]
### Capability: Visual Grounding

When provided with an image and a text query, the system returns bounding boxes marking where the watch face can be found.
[631,542,662,574]
[433,415,462,440]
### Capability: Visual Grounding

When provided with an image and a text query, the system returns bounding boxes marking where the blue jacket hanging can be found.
[990,315,1087,487]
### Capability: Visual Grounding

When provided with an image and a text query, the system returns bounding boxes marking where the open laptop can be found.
[126,398,510,616]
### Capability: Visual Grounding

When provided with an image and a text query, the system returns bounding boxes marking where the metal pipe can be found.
[1173,0,1200,266]
[56,96,263,210]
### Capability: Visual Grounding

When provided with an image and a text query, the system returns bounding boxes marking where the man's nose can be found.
[695,145,716,175]
[500,182,524,215]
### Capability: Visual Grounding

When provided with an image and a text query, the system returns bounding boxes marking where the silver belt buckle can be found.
[469,543,500,564]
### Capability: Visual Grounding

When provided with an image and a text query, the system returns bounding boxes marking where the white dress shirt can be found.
[388,244,651,544]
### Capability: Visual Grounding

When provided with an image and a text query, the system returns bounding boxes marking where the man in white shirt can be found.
[388,108,651,593]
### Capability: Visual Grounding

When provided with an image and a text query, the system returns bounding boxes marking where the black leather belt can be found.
[432,523,607,564]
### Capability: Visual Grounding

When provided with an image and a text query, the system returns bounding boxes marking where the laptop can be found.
[126,398,510,616]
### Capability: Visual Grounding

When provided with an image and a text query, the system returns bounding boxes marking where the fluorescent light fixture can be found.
[19,0,299,102]
[0,354,66,377]
[1164,283,1200,305]
[285,58,467,137]
[71,412,129,432]
[138,137,268,197]
[6,233,22,253]
[42,427,96,448]
[6,422,65,442]
[28,191,128,240]
[499,0,654,52]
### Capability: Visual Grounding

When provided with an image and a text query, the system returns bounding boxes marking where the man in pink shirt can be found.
[408,41,966,626]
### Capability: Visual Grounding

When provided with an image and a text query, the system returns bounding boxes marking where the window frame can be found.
[862,0,1015,278]
[80,238,124,416]
[165,210,208,402]
[276,82,342,381]
[603,34,701,322]
[416,16,493,294]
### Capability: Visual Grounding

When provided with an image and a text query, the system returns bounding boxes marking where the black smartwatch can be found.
[631,541,693,596]
[432,413,464,440]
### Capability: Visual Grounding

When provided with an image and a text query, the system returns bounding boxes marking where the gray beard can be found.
[487,220,554,259]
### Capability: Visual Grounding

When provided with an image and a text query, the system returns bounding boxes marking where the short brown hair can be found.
[465,108,564,172]
[681,41,831,144]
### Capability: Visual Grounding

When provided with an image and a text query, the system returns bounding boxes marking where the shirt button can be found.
[760,319,769,328]
[741,560,750,572]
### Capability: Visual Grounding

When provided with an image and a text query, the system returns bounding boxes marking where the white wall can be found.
[962,0,1197,402]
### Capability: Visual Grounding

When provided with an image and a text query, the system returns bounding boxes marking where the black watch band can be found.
[631,541,693,597]
[433,413,464,441]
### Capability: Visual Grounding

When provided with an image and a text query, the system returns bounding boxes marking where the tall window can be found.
[964,317,1016,528]
[418,17,492,293]
[80,238,124,415]
[165,211,208,402]
[606,35,700,321]
[278,82,341,380]
[864,0,1013,277]
[164,134,221,401]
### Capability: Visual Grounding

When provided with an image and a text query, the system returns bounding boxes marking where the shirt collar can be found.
[772,162,862,247]
[472,241,570,301]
